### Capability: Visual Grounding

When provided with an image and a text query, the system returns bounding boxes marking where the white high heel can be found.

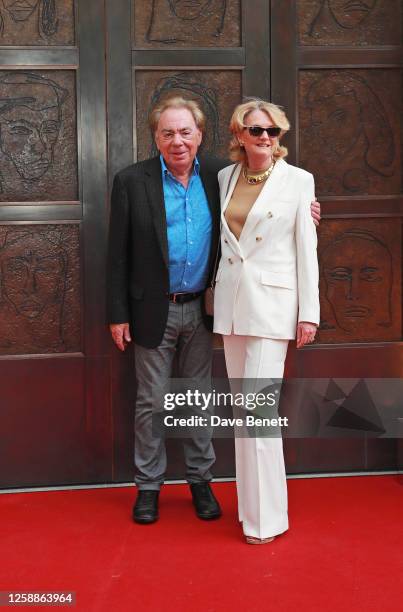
[245,536,275,545]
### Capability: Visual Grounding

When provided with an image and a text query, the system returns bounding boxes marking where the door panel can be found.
[135,70,242,160]
[272,0,402,473]
[134,0,241,47]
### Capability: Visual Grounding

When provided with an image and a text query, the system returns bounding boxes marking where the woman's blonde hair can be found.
[229,98,290,163]
[149,95,206,133]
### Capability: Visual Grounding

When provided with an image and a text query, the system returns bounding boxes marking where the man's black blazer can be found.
[107,155,227,348]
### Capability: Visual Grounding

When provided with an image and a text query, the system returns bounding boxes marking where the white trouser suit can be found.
[213,160,320,539]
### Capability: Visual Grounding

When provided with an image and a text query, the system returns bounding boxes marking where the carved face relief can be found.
[1,234,65,319]
[309,92,362,159]
[0,105,60,180]
[328,0,378,29]
[168,0,213,20]
[0,76,65,181]
[322,233,391,333]
[2,0,40,22]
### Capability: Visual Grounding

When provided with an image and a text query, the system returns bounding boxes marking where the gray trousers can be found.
[134,297,215,490]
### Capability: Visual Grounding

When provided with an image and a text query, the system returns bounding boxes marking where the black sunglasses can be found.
[243,126,281,138]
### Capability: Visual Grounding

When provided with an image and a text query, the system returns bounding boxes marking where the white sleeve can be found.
[295,173,320,325]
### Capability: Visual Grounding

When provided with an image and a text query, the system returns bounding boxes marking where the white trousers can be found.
[223,334,289,539]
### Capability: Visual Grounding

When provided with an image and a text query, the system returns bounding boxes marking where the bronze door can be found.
[271,0,402,472]
[0,1,400,488]
[108,0,287,481]
[109,0,402,481]
[0,1,112,487]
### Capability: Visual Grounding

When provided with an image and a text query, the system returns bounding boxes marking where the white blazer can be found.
[213,159,320,339]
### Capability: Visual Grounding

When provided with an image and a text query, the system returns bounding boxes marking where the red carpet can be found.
[0,476,402,611]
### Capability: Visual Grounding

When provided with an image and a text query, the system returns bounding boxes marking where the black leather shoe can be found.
[190,483,222,520]
[132,490,159,524]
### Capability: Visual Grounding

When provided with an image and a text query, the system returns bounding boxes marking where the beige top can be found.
[224,170,267,240]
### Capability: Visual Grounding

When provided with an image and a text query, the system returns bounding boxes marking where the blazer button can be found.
[228,257,233,264]
[256,236,263,242]
[224,239,228,244]
[267,211,273,218]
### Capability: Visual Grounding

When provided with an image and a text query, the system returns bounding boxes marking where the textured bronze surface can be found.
[0,224,81,354]
[298,0,401,46]
[0,0,75,46]
[316,219,402,344]
[0,70,78,203]
[299,69,401,196]
[135,70,241,159]
[134,0,241,47]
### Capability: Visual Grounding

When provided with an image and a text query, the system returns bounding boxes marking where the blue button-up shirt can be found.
[160,155,212,293]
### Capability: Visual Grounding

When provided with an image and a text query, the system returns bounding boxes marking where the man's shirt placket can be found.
[183,174,195,291]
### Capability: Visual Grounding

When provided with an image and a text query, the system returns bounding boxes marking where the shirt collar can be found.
[160,154,200,178]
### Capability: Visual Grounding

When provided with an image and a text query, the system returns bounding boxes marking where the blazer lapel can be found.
[144,157,169,269]
[240,159,289,240]
[221,164,242,215]
[220,164,243,253]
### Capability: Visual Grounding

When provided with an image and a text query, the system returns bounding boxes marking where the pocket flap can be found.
[261,271,295,289]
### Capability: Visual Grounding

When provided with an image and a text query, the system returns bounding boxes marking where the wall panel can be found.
[299,69,401,197]
[317,218,402,343]
[0,0,75,46]
[134,0,241,47]
[0,69,78,203]
[0,222,81,354]
[135,69,242,160]
[298,0,401,47]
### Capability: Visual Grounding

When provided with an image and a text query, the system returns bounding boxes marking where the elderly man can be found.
[107,96,320,524]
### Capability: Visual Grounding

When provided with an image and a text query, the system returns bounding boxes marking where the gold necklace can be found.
[243,160,275,185]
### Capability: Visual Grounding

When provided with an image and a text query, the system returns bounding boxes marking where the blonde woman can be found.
[213,99,320,544]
